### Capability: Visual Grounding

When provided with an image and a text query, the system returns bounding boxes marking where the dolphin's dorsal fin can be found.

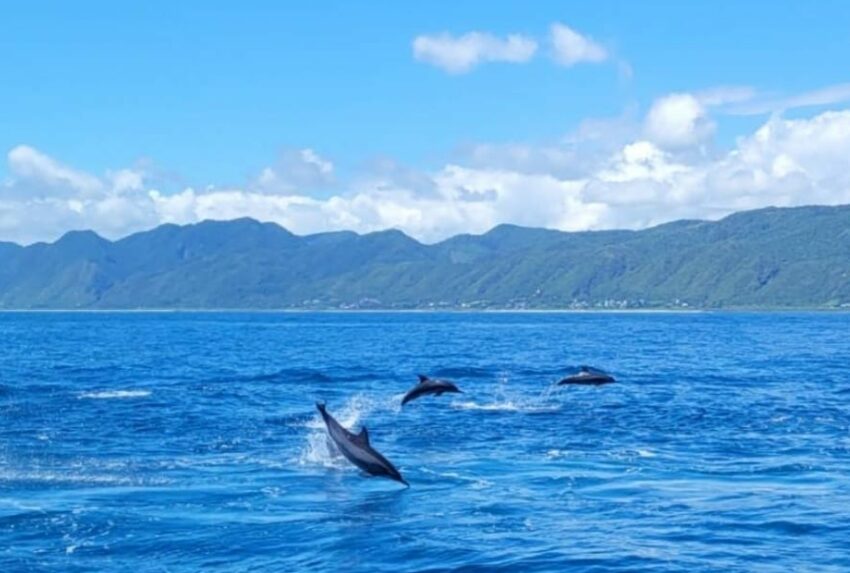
[417,374,429,384]
[580,365,590,373]
[354,427,370,445]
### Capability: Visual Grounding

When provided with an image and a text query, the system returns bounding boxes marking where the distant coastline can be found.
[1,204,849,310]
[2,306,848,314]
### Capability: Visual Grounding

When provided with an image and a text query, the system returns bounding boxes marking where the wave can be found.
[77,389,151,399]
[206,366,398,387]
[431,366,497,379]
[418,467,493,490]
[514,366,572,376]
[0,469,166,487]
[209,367,334,385]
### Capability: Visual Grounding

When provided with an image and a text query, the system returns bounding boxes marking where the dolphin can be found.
[401,374,463,406]
[316,402,408,486]
[558,365,615,386]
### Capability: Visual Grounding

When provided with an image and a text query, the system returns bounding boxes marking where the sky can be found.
[2,0,850,244]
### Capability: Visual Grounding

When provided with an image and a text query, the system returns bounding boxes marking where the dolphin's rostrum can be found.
[558,365,615,385]
[401,374,463,406]
[316,402,408,486]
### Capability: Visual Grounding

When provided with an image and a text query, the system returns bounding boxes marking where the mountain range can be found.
[1,204,849,309]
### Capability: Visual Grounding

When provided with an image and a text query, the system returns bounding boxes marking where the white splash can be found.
[77,389,151,399]
[450,377,561,413]
[297,393,376,468]
[452,400,524,412]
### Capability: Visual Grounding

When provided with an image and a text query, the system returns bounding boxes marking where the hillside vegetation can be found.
[1,205,849,309]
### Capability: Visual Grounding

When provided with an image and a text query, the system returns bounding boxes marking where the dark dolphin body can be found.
[401,374,462,406]
[558,366,616,386]
[316,403,408,486]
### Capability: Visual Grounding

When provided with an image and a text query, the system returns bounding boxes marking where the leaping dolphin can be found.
[401,374,463,406]
[558,366,615,385]
[316,402,408,486]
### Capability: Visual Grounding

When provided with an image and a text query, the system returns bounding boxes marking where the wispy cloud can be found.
[694,86,757,106]
[721,83,850,115]
[549,23,607,67]
[253,148,335,194]
[412,31,537,74]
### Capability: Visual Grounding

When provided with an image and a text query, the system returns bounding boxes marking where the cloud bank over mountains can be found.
[3,95,850,245]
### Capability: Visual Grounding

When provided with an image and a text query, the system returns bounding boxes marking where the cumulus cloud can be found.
[0,147,153,244]
[644,93,716,149]
[641,86,770,150]
[550,23,607,67]
[3,105,850,246]
[590,110,850,227]
[412,31,537,74]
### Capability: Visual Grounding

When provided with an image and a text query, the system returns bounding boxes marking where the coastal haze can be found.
[1,204,849,310]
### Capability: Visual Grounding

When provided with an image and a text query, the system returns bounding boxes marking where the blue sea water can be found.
[1,311,849,572]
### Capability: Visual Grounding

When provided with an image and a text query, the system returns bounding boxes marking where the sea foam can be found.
[78,389,152,399]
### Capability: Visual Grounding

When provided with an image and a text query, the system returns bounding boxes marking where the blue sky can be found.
[2,1,850,243]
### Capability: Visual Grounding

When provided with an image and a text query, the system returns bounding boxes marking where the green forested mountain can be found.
[1,205,849,309]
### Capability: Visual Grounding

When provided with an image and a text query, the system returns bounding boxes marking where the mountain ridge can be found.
[1,204,849,309]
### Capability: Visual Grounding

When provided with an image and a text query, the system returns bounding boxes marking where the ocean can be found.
[1,311,849,572]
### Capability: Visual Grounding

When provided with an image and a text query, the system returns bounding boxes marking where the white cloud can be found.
[644,93,715,149]
[3,106,850,246]
[412,31,537,74]
[588,110,850,227]
[550,23,607,67]
[714,111,850,205]
[6,145,103,196]
[108,169,145,194]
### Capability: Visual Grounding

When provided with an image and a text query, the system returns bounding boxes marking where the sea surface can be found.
[1,311,849,572]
